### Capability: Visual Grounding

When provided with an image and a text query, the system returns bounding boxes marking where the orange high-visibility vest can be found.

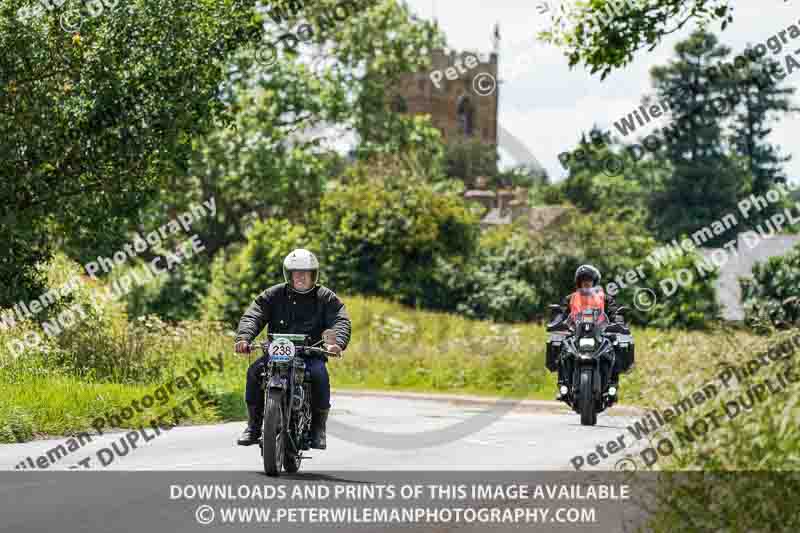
[569,287,605,321]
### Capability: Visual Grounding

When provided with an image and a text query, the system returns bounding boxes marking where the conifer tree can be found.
[726,56,797,228]
[648,30,744,246]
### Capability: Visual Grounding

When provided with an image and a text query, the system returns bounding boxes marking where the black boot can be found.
[310,408,329,450]
[237,404,263,446]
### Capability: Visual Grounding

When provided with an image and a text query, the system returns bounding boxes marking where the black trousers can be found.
[245,355,331,411]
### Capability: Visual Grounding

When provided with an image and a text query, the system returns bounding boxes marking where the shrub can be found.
[643,329,800,532]
[452,225,559,322]
[0,253,170,383]
[535,183,566,205]
[741,243,800,333]
[125,258,213,322]
[470,210,656,322]
[641,250,721,329]
[450,209,719,328]
[314,169,479,310]
[0,406,35,443]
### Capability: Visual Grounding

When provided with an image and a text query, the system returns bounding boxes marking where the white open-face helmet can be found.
[283,249,320,294]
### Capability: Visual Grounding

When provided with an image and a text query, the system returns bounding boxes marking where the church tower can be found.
[391,25,500,146]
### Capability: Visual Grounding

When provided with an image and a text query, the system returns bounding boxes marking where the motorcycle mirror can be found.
[322,329,337,346]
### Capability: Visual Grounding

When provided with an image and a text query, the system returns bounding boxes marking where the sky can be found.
[403,0,800,182]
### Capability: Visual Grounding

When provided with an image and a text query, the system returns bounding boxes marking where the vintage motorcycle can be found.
[545,304,634,426]
[248,329,340,476]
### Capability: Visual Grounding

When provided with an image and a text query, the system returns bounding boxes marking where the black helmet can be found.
[575,264,601,287]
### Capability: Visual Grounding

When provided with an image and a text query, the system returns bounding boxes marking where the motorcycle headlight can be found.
[579,337,596,351]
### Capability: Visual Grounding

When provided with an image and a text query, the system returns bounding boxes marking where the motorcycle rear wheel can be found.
[579,369,597,426]
[263,391,285,476]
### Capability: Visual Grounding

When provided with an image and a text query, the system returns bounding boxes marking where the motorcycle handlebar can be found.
[246,342,342,358]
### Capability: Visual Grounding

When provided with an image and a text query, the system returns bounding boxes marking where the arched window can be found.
[456,95,474,137]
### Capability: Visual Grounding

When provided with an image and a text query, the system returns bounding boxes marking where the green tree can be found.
[138,0,446,261]
[1,0,444,311]
[0,0,264,306]
[314,155,479,309]
[648,30,744,246]
[496,165,548,189]
[538,0,737,79]
[560,127,664,215]
[727,57,798,228]
[444,138,499,186]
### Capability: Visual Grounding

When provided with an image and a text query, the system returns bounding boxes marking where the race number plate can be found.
[268,338,296,362]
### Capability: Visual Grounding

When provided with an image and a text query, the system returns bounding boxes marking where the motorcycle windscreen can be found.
[569,287,609,324]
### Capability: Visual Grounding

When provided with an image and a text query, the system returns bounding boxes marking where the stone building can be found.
[392,47,499,146]
[463,176,572,231]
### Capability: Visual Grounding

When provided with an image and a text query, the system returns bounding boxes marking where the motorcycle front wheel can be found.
[579,369,597,426]
[283,419,302,474]
[263,390,285,476]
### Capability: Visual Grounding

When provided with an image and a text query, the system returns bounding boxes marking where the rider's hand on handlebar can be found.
[234,341,251,355]
[325,344,342,356]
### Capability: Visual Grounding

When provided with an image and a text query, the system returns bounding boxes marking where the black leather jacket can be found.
[235,283,352,350]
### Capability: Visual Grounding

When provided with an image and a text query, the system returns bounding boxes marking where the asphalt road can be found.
[0,392,647,472]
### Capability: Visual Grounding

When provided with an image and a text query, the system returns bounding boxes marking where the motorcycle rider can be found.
[562,264,619,318]
[233,249,351,449]
[555,264,622,399]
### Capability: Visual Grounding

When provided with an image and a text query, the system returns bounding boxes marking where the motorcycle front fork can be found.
[560,363,617,397]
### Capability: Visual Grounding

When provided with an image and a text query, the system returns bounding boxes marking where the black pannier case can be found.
[614,334,635,373]
[546,333,566,372]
